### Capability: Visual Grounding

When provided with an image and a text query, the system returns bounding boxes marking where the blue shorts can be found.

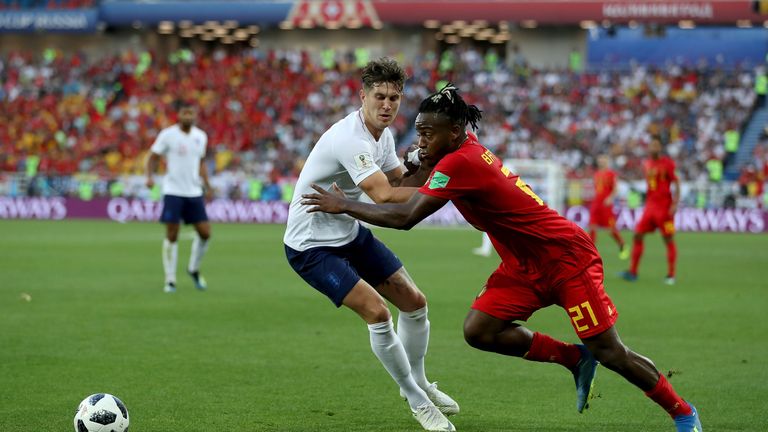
[284,226,403,307]
[160,195,209,225]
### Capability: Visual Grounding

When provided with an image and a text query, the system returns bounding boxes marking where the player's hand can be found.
[403,144,421,176]
[204,187,214,202]
[301,183,347,214]
[146,177,154,189]
[669,202,678,216]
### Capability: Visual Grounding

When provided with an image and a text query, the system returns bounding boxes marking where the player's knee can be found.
[195,224,211,240]
[463,322,492,350]
[407,290,427,310]
[362,301,392,324]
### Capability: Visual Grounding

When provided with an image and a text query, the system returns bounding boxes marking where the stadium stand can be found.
[0,0,95,9]
[0,44,760,202]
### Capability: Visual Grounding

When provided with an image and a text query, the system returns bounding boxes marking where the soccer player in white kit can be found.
[283,59,458,431]
[146,103,212,293]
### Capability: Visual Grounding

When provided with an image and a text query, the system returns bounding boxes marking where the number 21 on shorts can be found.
[568,301,598,332]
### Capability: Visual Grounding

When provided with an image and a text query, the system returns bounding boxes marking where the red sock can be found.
[630,238,644,275]
[524,332,582,370]
[589,229,597,242]
[610,228,624,249]
[645,374,692,418]
[665,240,677,277]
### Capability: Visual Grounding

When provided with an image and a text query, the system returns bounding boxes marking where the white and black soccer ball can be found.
[73,393,129,432]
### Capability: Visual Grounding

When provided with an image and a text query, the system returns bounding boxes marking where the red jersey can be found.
[593,169,617,203]
[419,133,592,279]
[643,156,678,208]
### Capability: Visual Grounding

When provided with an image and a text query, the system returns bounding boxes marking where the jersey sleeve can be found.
[334,135,382,185]
[418,152,474,200]
[150,130,169,155]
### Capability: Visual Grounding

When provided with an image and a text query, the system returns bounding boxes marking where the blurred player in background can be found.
[621,138,681,285]
[283,58,458,432]
[589,154,628,259]
[472,233,493,257]
[146,102,213,293]
[303,85,702,432]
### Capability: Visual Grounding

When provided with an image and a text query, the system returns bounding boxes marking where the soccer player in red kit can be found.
[589,154,628,259]
[302,85,702,432]
[621,138,681,285]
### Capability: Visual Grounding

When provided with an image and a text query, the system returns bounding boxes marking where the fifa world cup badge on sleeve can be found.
[429,171,450,189]
[354,152,374,169]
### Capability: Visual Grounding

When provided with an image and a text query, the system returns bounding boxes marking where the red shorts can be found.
[635,204,674,236]
[471,251,618,339]
[589,203,615,227]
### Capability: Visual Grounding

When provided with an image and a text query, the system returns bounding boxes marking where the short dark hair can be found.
[361,58,406,92]
[176,100,195,112]
[418,83,482,131]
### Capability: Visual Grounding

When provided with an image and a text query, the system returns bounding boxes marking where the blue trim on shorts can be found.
[160,195,209,225]
[284,226,403,307]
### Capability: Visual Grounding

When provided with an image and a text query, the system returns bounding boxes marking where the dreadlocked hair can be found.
[418,83,482,131]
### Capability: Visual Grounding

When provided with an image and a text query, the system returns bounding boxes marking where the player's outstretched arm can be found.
[302,183,447,230]
[359,170,421,204]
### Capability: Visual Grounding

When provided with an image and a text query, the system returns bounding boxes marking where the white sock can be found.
[481,233,492,254]
[368,319,430,409]
[188,234,209,273]
[162,239,178,284]
[397,306,431,390]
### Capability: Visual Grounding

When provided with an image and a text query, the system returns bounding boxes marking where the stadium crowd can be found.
[0,0,94,9]
[0,45,763,201]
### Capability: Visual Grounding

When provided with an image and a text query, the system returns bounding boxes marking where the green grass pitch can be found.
[1,220,767,431]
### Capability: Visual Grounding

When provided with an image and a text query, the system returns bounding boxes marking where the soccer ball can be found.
[73,393,130,432]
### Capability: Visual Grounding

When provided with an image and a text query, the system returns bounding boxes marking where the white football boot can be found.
[425,382,460,416]
[412,403,456,431]
[402,382,460,416]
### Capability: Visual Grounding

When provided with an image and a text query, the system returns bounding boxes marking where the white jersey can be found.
[284,109,401,251]
[150,124,208,197]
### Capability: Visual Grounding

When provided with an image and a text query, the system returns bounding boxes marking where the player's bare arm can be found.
[145,152,161,188]
[670,177,681,215]
[358,169,422,203]
[386,165,434,188]
[385,165,408,187]
[303,184,447,230]
[199,156,213,201]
